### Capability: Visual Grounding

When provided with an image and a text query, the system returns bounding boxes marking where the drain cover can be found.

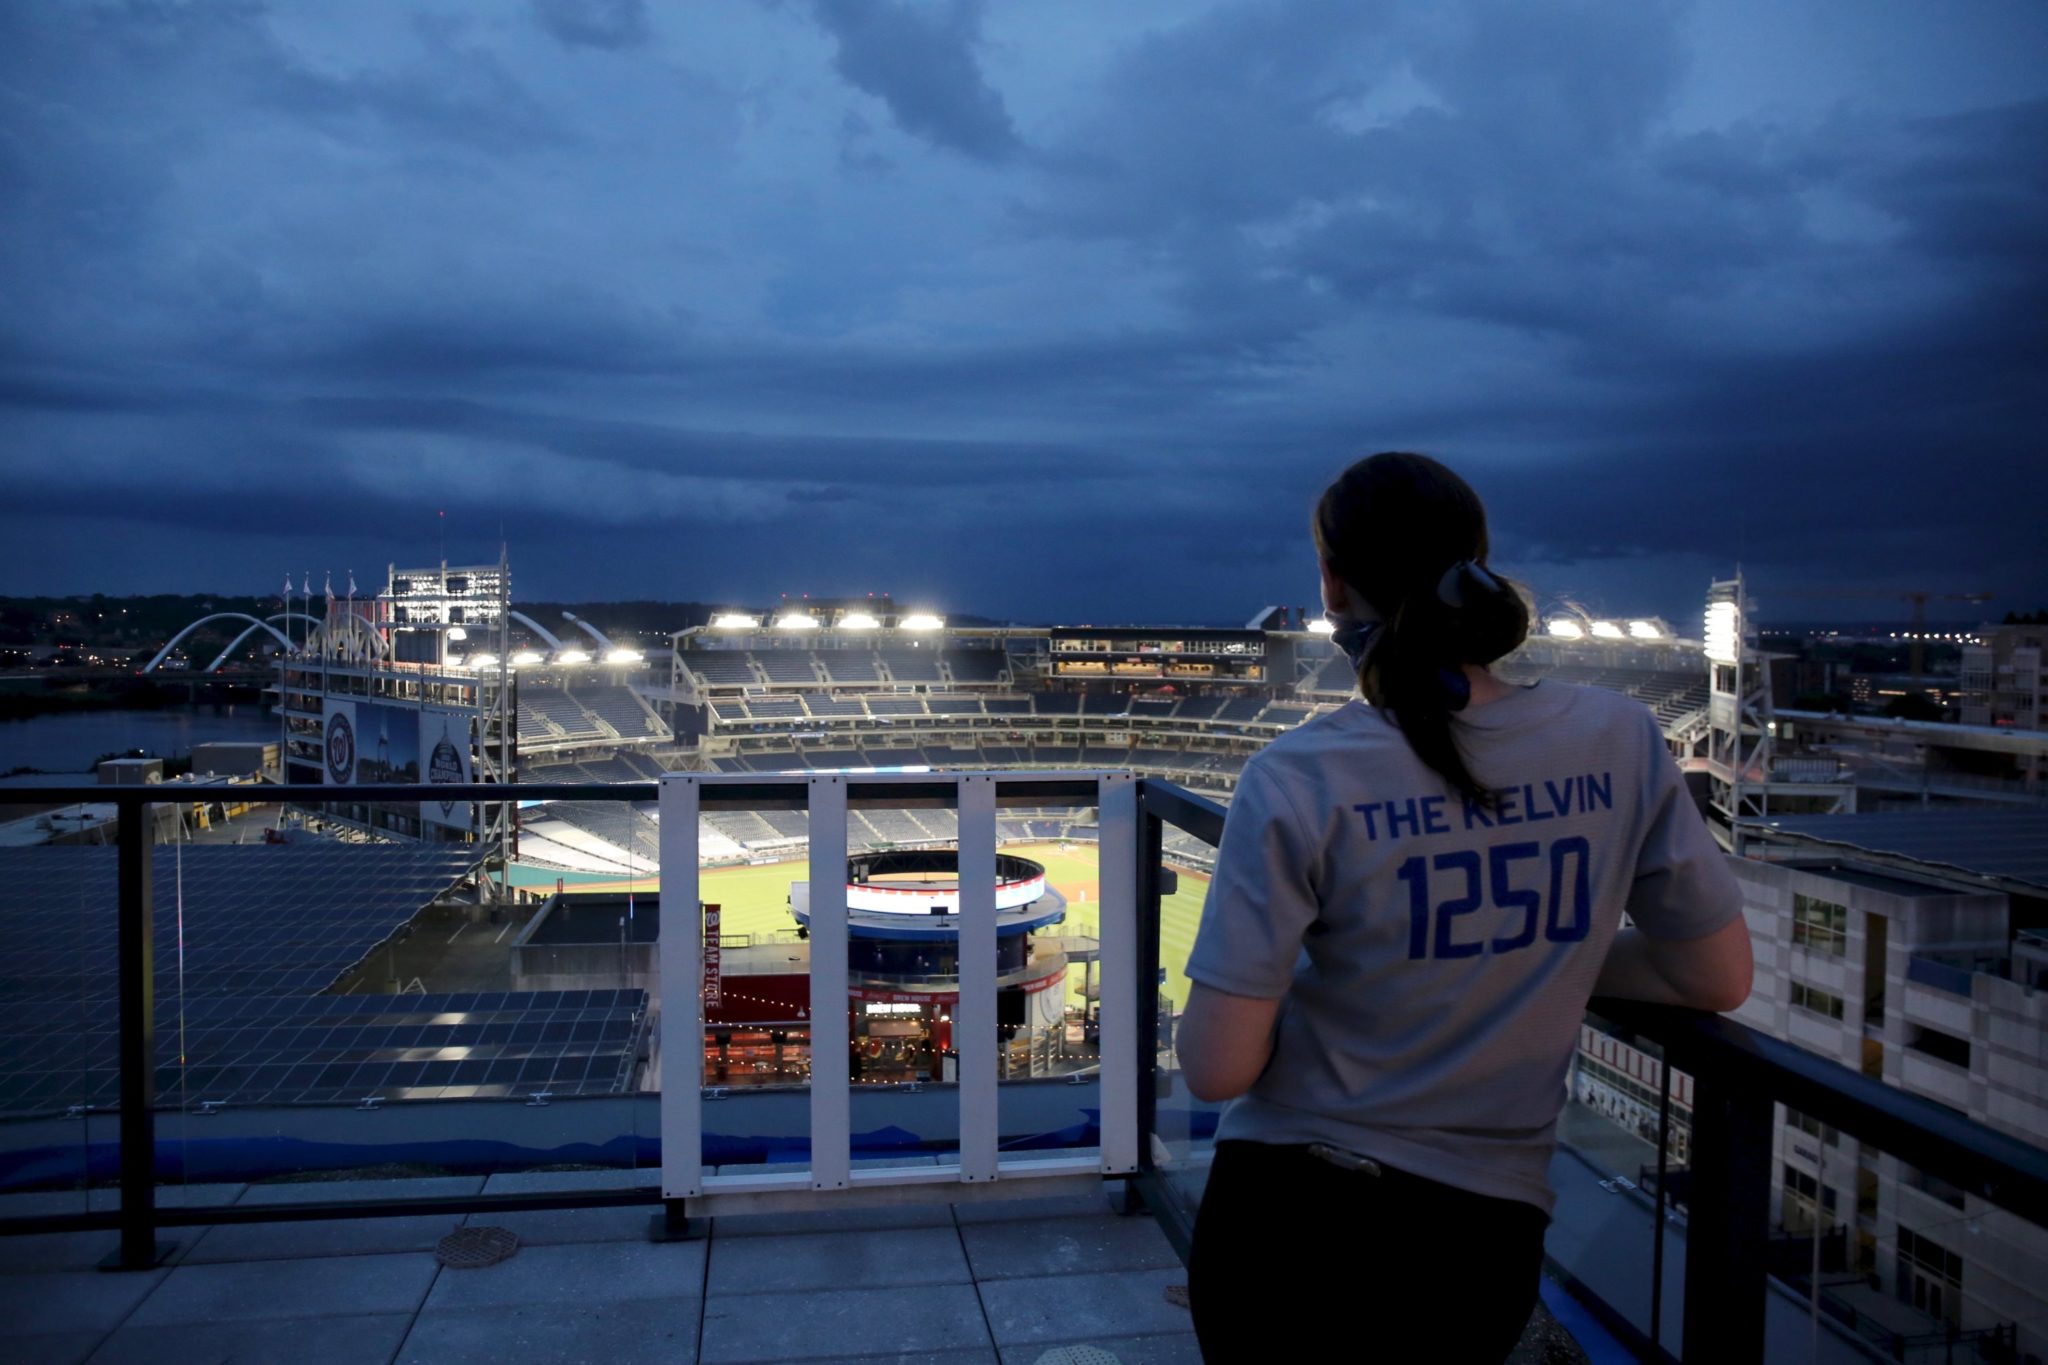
[435,1225,520,1268]
[1031,1348,1122,1365]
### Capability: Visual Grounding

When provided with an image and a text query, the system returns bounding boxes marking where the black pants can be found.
[1188,1140,1549,1364]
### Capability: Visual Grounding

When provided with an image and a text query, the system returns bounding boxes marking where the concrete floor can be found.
[0,1173,1202,1365]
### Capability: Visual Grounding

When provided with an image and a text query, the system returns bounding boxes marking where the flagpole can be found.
[280,572,293,794]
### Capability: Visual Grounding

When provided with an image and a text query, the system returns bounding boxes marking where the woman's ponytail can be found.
[1315,453,1530,807]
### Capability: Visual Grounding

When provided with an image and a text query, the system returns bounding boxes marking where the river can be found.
[0,706,278,786]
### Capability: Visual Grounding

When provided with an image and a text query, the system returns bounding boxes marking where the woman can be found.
[1179,452,1751,1363]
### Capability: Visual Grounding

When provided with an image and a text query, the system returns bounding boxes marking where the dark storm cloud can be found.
[0,0,2042,624]
[804,0,1022,162]
[531,0,650,52]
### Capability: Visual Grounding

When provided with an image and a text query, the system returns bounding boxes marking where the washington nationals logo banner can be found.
[323,702,357,785]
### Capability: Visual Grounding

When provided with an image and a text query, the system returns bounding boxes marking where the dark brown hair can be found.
[1314,452,1530,804]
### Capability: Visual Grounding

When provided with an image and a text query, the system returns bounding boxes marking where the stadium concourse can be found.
[511,606,1707,882]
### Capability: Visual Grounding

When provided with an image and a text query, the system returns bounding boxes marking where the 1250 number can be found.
[1396,837,1592,960]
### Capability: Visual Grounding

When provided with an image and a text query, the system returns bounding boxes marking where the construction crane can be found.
[1781,587,1993,683]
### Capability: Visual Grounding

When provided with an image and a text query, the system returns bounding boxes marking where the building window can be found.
[1782,1161,1838,1234]
[1790,982,1845,1020]
[1896,1227,1963,1326]
[1792,894,1848,955]
[1902,1163,1967,1211]
[1786,1108,1840,1147]
[1906,1025,1970,1069]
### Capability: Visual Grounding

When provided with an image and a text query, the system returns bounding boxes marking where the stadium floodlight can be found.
[1590,621,1625,640]
[838,612,881,630]
[899,612,945,631]
[510,650,545,667]
[710,613,761,630]
[446,626,467,642]
[467,653,498,669]
[556,649,591,665]
[605,647,645,665]
[1546,619,1585,640]
[1704,600,1741,665]
[774,611,820,630]
[1307,618,1337,635]
[1627,620,1662,640]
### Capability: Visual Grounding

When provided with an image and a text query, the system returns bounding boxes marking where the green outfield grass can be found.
[552,842,1212,1013]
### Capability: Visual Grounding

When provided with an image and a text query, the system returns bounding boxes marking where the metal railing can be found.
[4,775,2047,1364]
[653,771,1139,1209]
[0,775,1131,1262]
[1116,781,2048,1364]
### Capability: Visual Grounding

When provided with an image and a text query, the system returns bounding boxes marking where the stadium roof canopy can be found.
[1750,810,2048,896]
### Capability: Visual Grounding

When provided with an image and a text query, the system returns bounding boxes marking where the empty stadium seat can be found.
[757,651,821,684]
[816,651,882,683]
[578,686,669,739]
[681,652,759,686]
[877,649,944,683]
[1215,696,1266,723]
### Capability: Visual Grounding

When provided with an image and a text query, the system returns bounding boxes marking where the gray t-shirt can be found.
[1184,681,1741,1213]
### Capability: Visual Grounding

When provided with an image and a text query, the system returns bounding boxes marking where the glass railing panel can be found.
[991,797,1101,1164]
[690,783,815,1189]
[1546,1010,1688,1357]
[1140,811,1223,1246]
[0,794,117,1226]
[146,789,652,1210]
[1760,1126,2046,1362]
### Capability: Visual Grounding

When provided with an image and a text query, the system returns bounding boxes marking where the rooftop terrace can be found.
[1,1167,1610,1364]
[5,776,2045,1363]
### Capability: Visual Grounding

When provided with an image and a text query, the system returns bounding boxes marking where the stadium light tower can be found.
[1590,621,1625,640]
[510,650,545,667]
[899,612,945,631]
[1546,618,1586,640]
[710,613,761,630]
[1306,617,1336,636]
[838,611,881,630]
[1703,574,1771,851]
[774,610,820,630]
[1627,620,1663,640]
[556,649,591,665]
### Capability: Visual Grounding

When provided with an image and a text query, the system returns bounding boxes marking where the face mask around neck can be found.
[1325,608,1379,673]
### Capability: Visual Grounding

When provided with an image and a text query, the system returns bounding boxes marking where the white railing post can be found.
[807,776,850,1191]
[657,774,703,1198]
[1096,773,1139,1174]
[956,773,999,1181]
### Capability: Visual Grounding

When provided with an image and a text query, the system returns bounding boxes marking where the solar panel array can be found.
[0,845,478,1004]
[0,845,647,1112]
[0,989,646,1111]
